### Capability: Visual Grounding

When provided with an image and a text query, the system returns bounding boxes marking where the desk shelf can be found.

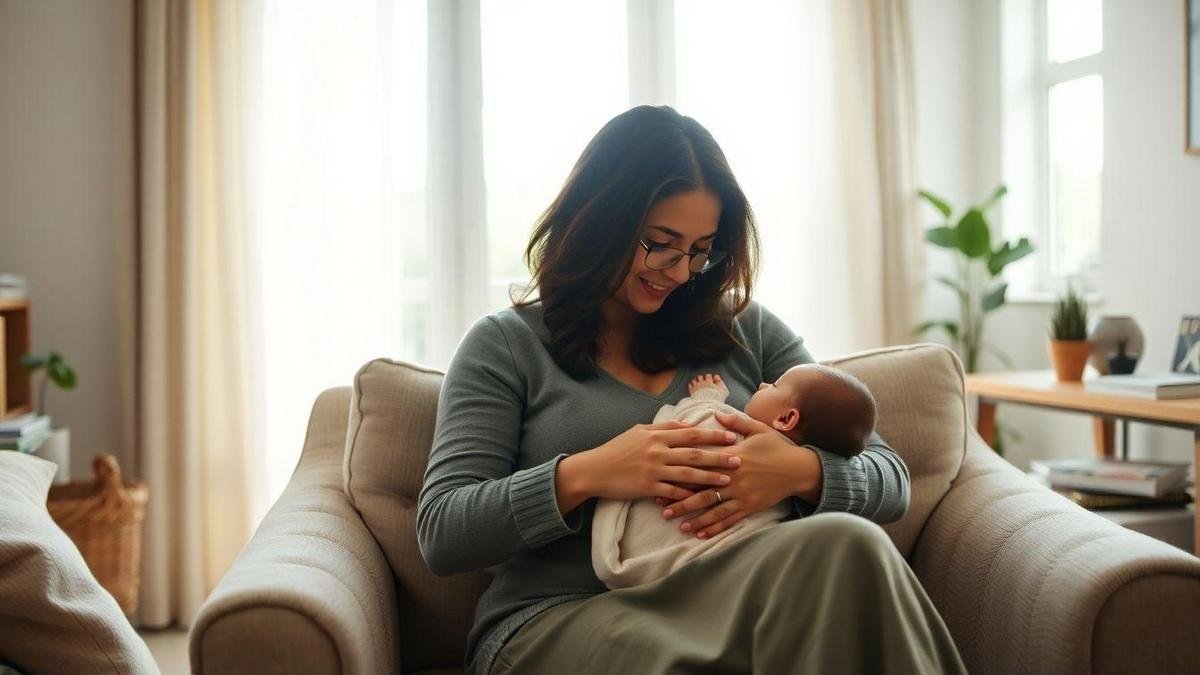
[0,297,32,420]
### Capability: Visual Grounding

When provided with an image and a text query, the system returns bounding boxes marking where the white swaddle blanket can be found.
[591,385,791,589]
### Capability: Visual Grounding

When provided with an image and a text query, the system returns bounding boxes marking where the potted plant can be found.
[21,351,78,483]
[1049,287,1091,382]
[915,184,1034,372]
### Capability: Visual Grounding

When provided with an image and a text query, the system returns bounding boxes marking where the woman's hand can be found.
[659,411,824,539]
[555,420,742,514]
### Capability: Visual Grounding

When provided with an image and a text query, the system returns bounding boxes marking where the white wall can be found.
[911,0,1200,469]
[0,0,135,479]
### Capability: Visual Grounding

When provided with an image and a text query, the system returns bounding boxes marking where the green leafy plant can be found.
[20,351,78,417]
[1050,286,1089,340]
[915,184,1034,373]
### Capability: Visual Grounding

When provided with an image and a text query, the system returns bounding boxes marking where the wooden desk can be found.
[965,370,1200,555]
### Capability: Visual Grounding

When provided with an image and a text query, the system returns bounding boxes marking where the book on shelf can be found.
[0,427,52,453]
[1083,373,1200,400]
[1030,458,1190,497]
[0,413,51,438]
[1054,488,1193,510]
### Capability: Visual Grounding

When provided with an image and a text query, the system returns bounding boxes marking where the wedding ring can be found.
[714,490,723,504]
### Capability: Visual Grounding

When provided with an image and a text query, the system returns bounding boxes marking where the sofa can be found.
[190,343,1200,674]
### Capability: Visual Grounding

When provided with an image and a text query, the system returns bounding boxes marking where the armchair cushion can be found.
[827,343,967,556]
[343,359,487,672]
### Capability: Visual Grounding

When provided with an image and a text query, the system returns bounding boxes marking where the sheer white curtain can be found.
[674,0,920,356]
[250,0,919,505]
[253,0,429,501]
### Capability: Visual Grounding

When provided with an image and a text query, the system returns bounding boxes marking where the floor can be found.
[139,629,189,674]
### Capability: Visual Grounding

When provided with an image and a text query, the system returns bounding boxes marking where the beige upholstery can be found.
[0,453,158,674]
[343,359,488,671]
[827,344,967,556]
[192,344,1200,674]
[190,389,400,674]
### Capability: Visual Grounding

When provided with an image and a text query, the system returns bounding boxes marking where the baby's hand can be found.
[688,373,728,396]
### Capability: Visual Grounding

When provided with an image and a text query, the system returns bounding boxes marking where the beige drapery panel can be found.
[133,0,263,627]
[832,0,923,347]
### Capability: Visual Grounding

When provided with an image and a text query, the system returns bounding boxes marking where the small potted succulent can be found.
[1049,287,1091,382]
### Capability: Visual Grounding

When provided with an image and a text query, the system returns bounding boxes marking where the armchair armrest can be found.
[912,433,1200,674]
[190,387,400,674]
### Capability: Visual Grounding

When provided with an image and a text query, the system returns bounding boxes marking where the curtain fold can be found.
[134,0,263,628]
[828,0,922,349]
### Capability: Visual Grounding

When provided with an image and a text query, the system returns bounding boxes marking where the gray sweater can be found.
[416,301,911,673]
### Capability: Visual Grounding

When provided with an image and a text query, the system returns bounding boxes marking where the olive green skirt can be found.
[491,513,965,674]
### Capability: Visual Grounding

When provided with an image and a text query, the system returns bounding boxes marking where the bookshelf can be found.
[0,297,32,420]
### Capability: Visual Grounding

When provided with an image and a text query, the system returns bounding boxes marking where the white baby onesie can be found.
[590,383,792,589]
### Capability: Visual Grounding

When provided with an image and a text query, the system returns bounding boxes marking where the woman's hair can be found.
[513,105,759,379]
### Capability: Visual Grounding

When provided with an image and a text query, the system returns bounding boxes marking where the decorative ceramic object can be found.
[1050,340,1092,382]
[1087,315,1144,374]
[34,427,70,485]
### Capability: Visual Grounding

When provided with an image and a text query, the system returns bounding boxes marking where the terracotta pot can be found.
[1050,340,1092,382]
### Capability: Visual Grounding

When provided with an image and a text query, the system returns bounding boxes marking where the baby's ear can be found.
[773,408,800,432]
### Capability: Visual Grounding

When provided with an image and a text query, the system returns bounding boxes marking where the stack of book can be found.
[0,273,28,300]
[1030,458,1193,509]
[1084,373,1200,400]
[0,413,52,454]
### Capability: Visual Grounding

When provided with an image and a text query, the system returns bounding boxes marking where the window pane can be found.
[1047,0,1102,63]
[256,0,427,502]
[1047,74,1103,279]
[480,0,628,303]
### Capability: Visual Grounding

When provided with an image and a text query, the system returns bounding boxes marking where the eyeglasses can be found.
[637,239,728,274]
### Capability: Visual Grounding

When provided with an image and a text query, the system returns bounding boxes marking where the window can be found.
[253,0,850,503]
[1002,0,1104,294]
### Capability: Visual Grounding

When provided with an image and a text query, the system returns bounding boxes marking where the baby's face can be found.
[744,365,821,429]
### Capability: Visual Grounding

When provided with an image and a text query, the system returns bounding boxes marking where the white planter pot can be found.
[35,427,70,485]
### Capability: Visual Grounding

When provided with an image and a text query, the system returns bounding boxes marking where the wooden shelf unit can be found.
[0,297,32,420]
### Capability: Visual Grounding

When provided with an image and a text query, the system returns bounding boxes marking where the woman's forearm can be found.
[789,445,824,503]
[555,451,595,514]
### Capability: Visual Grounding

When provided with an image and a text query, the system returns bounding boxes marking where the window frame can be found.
[1033,0,1104,293]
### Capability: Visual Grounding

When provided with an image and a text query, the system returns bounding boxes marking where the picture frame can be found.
[1172,315,1200,374]
[1189,0,1200,154]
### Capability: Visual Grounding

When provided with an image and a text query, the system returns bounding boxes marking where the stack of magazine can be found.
[0,413,52,454]
[1030,458,1193,509]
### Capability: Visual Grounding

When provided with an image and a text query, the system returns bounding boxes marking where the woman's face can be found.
[610,189,722,316]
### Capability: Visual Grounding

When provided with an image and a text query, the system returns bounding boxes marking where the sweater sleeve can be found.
[416,316,582,577]
[754,304,911,524]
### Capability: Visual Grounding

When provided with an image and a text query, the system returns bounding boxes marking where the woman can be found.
[417,105,964,674]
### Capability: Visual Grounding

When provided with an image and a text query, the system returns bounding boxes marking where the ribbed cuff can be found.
[687,385,727,403]
[509,453,582,549]
[807,446,867,515]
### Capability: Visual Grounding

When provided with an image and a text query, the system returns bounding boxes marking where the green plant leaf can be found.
[987,237,1034,276]
[918,190,953,219]
[935,275,968,302]
[20,353,46,370]
[979,184,1008,211]
[982,282,1008,312]
[925,226,957,249]
[914,320,960,340]
[985,343,1016,370]
[954,208,991,258]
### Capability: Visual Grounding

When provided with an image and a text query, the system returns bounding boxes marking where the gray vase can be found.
[1087,315,1144,375]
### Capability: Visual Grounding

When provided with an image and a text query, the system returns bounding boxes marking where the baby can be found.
[591,363,877,589]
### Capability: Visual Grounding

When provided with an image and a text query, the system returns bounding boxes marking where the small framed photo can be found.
[1190,0,1200,153]
[1173,315,1200,373]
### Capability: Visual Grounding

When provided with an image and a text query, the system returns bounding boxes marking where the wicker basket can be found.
[47,453,148,614]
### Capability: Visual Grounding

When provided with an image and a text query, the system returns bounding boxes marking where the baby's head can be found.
[744,364,876,458]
